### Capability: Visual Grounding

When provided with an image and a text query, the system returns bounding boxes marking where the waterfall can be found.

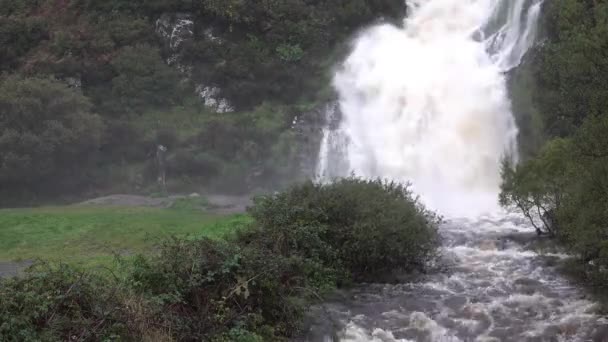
[316,0,543,217]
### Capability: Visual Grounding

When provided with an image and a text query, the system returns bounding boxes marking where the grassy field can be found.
[0,204,251,268]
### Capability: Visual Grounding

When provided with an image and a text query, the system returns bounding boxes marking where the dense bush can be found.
[127,238,309,340]
[500,138,573,236]
[0,264,138,341]
[242,178,440,281]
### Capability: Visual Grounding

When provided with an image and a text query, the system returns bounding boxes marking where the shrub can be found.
[0,263,137,341]
[242,178,440,282]
[127,238,309,340]
[500,138,573,236]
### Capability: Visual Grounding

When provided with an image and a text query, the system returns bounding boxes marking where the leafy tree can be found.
[500,139,573,235]
[0,76,103,194]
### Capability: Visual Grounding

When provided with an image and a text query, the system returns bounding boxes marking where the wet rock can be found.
[196,85,234,113]
[155,13,234,113]
[156,13,194,51]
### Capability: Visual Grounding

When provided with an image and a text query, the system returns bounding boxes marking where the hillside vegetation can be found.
[0,0,406,205]
[501,0,608,288]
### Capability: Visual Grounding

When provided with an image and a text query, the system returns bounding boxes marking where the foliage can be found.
[0,16,49,71]
[127,238,307,340]
[500,138,573,235]
[530,0,608,137]
[109,44,186,114]
[0,76,103,200]
[555,115,608,266]
[242,178,440,282]
[0,263,137,341]
[501,118,608,284]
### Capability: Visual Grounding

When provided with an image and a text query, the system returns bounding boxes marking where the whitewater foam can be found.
[317,0,543,217]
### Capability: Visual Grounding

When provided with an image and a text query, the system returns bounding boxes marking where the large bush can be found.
[127,238,310,341]
[242,178,440,282]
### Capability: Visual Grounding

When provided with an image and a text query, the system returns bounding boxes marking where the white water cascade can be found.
[316,0,544,217]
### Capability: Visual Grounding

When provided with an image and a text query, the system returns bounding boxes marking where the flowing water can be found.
[301,214,608,341]
[309,0,608,340]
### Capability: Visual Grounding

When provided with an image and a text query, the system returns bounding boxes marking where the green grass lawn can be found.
[0,205,251,268]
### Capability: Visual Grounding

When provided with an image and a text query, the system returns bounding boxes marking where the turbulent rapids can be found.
[302,215,608,341]
[310,0,608,340]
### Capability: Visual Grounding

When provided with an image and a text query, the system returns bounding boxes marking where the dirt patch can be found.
[78,194,176,208]
[77,193,253,214]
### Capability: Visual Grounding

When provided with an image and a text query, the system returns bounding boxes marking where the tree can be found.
[500,138,573,235]
[0,76,103,195]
